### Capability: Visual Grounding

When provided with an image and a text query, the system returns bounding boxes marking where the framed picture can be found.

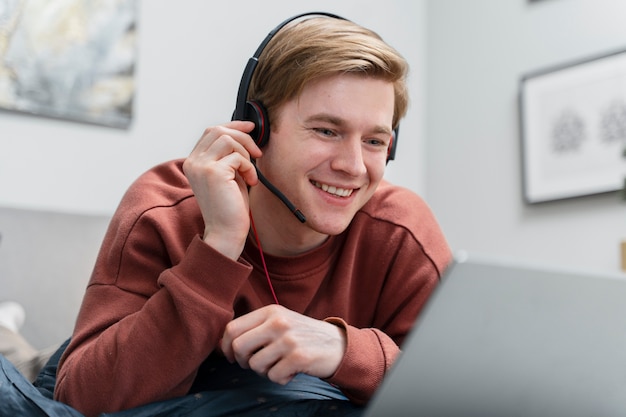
[0,0,137,129]
[519,49,626,203]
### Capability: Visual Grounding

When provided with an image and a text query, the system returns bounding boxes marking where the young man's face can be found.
[255,73,395,236]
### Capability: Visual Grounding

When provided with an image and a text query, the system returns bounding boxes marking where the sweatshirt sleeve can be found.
[54,169,253,416]
[323,318,398,404]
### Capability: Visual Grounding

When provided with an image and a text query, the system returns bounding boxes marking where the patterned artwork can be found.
[549,98,626,155]
[520,49,626,203]
[0,0,137,128]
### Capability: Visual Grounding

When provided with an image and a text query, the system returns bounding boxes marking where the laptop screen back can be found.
[364,254,626,417]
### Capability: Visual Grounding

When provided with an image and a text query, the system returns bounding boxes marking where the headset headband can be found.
[232,11,399,162]
[233,12,346,121]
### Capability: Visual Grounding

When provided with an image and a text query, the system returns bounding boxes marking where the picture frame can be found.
[519,48,626,203]
[0,1,137,129]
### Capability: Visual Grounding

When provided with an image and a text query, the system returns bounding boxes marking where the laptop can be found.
[364,252,626,417]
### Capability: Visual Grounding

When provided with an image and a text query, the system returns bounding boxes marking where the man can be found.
[55,13,451,417]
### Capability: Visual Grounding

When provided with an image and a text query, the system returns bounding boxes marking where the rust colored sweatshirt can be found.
[55,159,451,417]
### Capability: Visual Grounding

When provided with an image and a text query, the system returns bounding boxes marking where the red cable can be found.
[249,211,280,305]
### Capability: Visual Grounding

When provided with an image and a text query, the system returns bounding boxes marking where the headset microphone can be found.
[253,163,306,223]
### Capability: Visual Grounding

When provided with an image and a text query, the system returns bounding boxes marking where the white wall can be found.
[425,0,626,273]
[0,0,426,215]
[7,0,623,280]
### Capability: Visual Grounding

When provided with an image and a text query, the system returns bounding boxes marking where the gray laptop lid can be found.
[364,253,626,417]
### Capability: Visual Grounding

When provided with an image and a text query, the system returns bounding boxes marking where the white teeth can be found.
[313,181,353,197]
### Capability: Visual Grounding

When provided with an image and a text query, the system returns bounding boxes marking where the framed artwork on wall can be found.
[0,0,137,129]
[519,48,626,203]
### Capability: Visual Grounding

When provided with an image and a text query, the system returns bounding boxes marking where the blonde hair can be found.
[249,16,409,130]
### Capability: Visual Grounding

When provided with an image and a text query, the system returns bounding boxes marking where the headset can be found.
[232,12,400,223]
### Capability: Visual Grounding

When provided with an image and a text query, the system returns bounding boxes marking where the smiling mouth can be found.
[312,181,355,197]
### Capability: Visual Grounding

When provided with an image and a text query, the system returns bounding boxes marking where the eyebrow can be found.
[304,113,392,136]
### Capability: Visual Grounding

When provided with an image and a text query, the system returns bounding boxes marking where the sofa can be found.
[0,206,110,350]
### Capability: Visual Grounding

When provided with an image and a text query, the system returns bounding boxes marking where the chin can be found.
[308,216,353,236]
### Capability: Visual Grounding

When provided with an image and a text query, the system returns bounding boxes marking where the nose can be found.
[330,135,367,177]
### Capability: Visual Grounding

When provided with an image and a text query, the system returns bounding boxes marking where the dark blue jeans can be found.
[1,339,364,417]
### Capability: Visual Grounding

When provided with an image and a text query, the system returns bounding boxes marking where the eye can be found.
[313,127,336,137]
[365,137,389,148]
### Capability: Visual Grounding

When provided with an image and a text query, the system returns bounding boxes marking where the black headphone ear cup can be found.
[244,100,270,148]
[386,127,399,163]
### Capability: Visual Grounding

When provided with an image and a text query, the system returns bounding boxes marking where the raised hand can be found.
[183,121,262,260]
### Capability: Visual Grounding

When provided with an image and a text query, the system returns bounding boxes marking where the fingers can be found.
[222,307,297,384]
[250,341,303,385]
[221,306,273,364]
[220,306,346,384]
[190,120,261,160]
[193,145,256,189]
[186,121,261,185]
